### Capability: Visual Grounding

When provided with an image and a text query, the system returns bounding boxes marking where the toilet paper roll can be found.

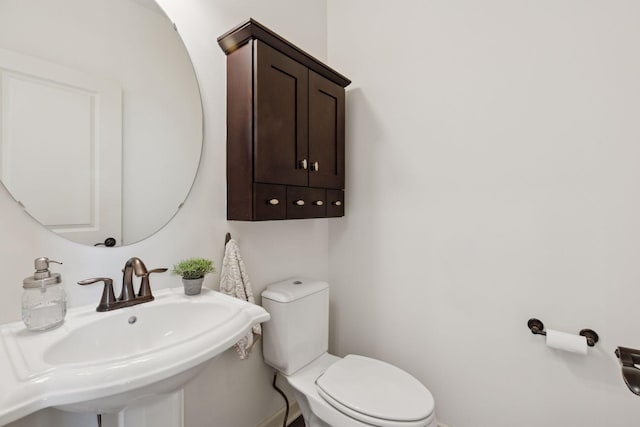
[546,329,588,355]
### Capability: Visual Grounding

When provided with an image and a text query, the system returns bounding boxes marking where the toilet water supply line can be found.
[272,372,290,427]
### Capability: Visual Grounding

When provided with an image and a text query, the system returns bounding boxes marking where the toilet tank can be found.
[261,278,329,375]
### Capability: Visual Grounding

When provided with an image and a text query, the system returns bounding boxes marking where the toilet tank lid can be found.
[261,278,328,303]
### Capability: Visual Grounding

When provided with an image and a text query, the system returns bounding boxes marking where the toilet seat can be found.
[315,355,435,427]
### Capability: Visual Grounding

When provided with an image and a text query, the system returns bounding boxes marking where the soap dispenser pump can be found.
[22,257,67,331]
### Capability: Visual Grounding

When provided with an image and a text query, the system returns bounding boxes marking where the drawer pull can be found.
[311,161,319,172]
[268,198,280,205]
[313,200,324,206]
[298,159,308,170]
[295,200,305,206]
[332,201,342,207]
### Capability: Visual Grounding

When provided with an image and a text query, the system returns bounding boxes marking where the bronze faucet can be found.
[78,257,168,312]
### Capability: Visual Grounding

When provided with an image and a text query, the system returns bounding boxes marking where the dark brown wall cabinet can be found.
[218,19,350,221]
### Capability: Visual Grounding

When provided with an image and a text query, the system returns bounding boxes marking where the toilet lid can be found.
[315,355,434,423]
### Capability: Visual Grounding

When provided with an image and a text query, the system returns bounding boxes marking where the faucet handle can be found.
[78,277,116,312]
[137,268,168,299]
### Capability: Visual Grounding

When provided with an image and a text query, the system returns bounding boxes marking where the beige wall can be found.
[327,1,640,426]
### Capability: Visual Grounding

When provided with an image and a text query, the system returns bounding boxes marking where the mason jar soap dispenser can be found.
[22,257,67,331]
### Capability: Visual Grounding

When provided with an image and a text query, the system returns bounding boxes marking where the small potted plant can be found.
[172,258,215,295]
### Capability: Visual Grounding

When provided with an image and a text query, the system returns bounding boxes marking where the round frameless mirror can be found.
[0,0,203,247]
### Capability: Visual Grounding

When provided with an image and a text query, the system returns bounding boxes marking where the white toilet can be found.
[262,278,437,427]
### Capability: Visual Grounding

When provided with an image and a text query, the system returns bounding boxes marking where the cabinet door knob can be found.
[311,161,319,172]
[268,198,280,205]
[313,200,324,206]
[294,200,305,206]
[299,159,308,170]
[332,201,342,206]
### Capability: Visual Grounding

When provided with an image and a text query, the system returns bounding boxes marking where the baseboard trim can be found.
[257,401,302,427]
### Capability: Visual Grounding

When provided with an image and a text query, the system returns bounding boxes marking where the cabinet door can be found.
[254,41,308,186]
[308,70,345,189]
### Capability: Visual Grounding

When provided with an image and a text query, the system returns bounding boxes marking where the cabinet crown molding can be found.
[217,18,351,88]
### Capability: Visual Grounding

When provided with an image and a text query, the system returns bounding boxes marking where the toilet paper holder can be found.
[527,318,599,347]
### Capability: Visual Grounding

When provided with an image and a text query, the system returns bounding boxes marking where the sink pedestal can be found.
[100,391,184,427]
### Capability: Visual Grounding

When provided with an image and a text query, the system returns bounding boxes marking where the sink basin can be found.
[44,300,235,366]
[0,287,270,423]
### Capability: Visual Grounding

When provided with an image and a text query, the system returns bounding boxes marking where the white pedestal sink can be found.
[0,287,270,426]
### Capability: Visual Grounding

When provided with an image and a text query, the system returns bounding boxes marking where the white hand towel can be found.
[219,238,262,359]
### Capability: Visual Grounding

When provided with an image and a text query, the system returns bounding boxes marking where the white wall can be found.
[327,1,640,426]
[1,0,328,426]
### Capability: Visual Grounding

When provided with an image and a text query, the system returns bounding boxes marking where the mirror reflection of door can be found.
[0,0,203,247]
[0,48,123,245]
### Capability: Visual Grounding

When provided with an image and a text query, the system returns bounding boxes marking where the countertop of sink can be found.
[0,287,269,426]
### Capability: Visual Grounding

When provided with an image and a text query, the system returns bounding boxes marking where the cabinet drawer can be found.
[287,187,326,219]
[253,184,286,220]
[326,189,344,217]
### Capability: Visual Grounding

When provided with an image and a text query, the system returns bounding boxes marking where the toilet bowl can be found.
[261,278,437,427]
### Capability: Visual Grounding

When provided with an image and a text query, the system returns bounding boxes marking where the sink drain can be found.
[128,316,137,324]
